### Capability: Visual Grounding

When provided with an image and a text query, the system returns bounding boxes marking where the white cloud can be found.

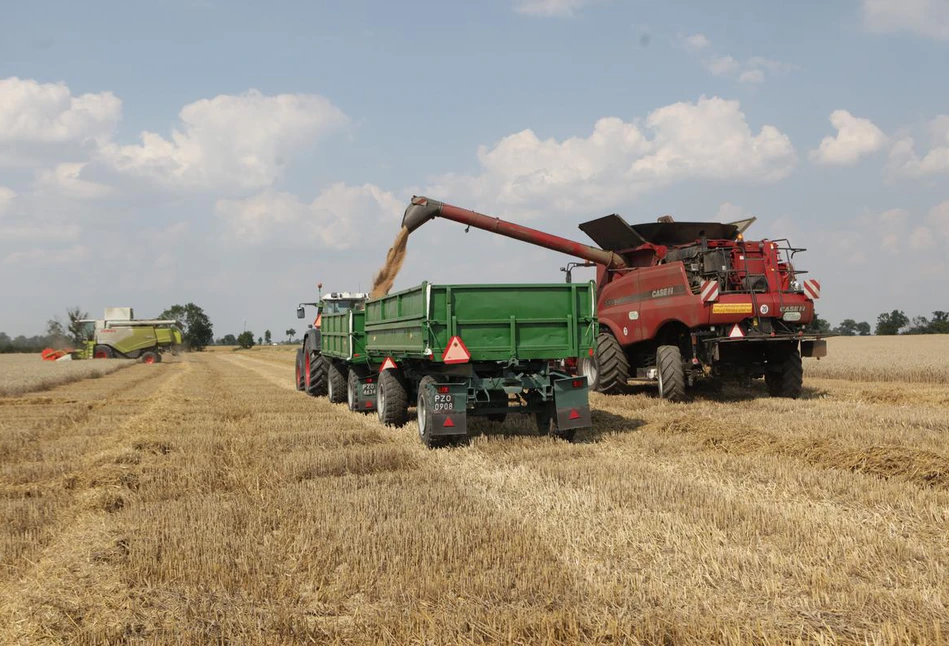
[810,110,887,165]
[99,89,349,190]
[679,37,797,85]
[513,0,593,17]
[215,183,401,248]
[426,96,796,216]
[0,223,81,240]
[714,202,753,223]
[0,187,14,217]
[877,207,909,254]
[4,244,89,266]
[929,201,949,239]
[682,33,710,51]
[35,162,113,199]
[888,115,949,176]
[862,0,949,40]
[908,226,935,250]
[0,77,120,147]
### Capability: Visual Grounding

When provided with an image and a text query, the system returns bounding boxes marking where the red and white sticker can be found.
[728,324,744,338]
[700,280,720,303]
[441,336,471,364]
[379,357,397,372]
[803,279,821,300]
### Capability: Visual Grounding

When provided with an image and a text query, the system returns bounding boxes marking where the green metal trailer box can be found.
[364,282,596,362]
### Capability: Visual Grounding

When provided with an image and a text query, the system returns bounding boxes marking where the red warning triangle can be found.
[728,324,744,338]
[441,336,471,364]
[379,357,397,372]
[443,417,455,427]
[569,409,580,420]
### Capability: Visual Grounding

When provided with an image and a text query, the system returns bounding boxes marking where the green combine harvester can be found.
[78,307,182,363]
[296,282,596,447]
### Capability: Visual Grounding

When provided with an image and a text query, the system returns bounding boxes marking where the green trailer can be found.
[318,281,597,447]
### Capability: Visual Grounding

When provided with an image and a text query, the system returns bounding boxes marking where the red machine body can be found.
[403,196,826,399]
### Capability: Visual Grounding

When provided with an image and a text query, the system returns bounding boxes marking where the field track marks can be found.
[218,353,296,391]
[0,360,191,642]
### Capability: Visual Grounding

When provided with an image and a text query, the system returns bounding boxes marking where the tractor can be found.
[294,287,369,395]
[401,196,827,400]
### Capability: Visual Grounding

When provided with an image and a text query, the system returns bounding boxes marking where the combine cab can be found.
[402,197,827,400]
[78,307,182,363]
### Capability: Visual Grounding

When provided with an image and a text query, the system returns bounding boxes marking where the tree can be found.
[856,321,871,336]
[220,334,237,345]
[45,307,89,348]
[806,313,831,334]
[836,319,858,336]
[286,328,296,343]
[257,336,263,346]
[237,331,255,348]
[159,303,214,351]
[875,310,908,336]
[264,329,272,345]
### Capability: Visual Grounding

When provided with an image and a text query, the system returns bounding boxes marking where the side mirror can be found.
[296,306,305,319]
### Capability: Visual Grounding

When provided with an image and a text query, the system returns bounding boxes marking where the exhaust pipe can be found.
[401,196,442,233]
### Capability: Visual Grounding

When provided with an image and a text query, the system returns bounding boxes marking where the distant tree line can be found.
[808,310,949,337]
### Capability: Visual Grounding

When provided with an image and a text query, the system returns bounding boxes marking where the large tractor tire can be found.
[294,349,305,391]
[580,332,629,394]
[347,369,363,412]
[93,345,113,359]
[416,376,444,448]
[377,369,408,428]
[305,351,327,397]
[656,345,686,402]
[327,361,348,404]
[766,348,803,399]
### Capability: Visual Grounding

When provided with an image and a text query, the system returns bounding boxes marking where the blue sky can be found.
[1,0,948,337]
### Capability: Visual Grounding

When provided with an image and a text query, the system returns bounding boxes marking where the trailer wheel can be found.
[141,351,159,365]
[535,405,576,442]
[766,348,803,399]
[93,345,113,359]
[377,370,408,428]
[656,345,686,402]
[583,332,629,394]
[294,349,305,391]
[347,369,364,412]
[305,352,327,397]
[416,376,444,448]
[327,361,348,404]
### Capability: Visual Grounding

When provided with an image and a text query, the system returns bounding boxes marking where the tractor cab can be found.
[297,292,369,328]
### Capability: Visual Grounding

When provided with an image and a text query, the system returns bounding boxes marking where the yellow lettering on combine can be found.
[712,303,754,314]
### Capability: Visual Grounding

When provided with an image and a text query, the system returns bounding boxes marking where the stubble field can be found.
[0,337,947,645]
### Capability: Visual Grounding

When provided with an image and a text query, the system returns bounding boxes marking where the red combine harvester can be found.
[402,196,826,401]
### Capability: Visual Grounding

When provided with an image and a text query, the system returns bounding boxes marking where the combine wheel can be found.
[377,369,408,428]
[141,351,159,365]
[294,349,305,391]
[581,332,629,394]
[305,352,327,397]
[93,345,113,359]
[327,361,348,404]
[656,345,686,402]
[766,348,803,399]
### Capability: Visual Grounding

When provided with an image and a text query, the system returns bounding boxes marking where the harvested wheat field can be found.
[1,337,948,645]
[0,354,135,398]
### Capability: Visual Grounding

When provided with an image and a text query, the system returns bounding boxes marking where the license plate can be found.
[433,393,454,412]
[362,383,376,396]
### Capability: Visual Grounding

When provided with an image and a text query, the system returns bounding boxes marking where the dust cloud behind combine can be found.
[370,226,410,298]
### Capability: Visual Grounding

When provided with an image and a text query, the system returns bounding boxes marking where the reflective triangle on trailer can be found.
[728,324,744,338]
[379,357,398,372]
[441,336,471,364]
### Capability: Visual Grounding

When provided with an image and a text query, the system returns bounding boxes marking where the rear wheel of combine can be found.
[305,352,327,397]
[766,348,803,399]
[656,345,686,402]
[141,351,159,365]
[294,349,305,391]
[327,361,348,404]
[377,370,408,428]
[584,332,629,394]
[93,345,113,359]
